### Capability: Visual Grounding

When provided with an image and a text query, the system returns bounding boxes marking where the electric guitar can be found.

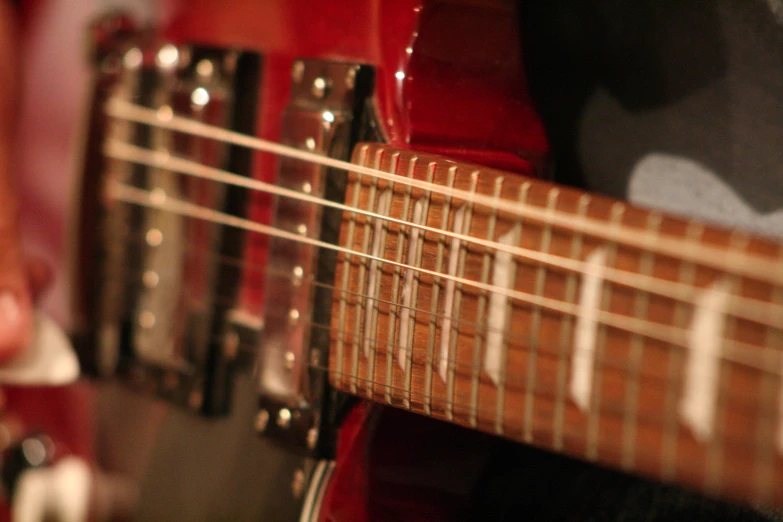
[6,1,783,520]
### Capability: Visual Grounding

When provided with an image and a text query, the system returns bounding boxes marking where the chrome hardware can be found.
[74,26,262,415]
[291,469,306,498]
[256,59,374,455]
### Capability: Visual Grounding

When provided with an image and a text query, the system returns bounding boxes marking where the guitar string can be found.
[104,138,783,331]
[108,182,780,368]
[105,97,783,288]
[108,236,783,379]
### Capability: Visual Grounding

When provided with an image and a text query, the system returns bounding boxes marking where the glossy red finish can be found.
[163,0,549,311]
[7,1,548,518]
[319,405,498,522]
[165,3,550,518]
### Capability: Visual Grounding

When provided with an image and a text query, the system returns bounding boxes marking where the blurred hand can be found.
[0,0,51,363]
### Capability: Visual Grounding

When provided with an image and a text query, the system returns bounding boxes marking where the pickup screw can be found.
[292,266,304,287]
[312,77,329,99]
[291,469,305,498]
[345,67,357,89]
[288,309,300,328]
[284,351,296,371]
[255,409,270,432]
[306,427,318,450]
[196,58,215,78]
[292,61,304,83]
[277,408,292,429]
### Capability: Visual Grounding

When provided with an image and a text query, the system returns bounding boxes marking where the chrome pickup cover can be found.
[74,26,261,415]
[256,59,375,455]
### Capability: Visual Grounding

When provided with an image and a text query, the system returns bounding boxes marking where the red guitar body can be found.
[10,1,547,520]
[165,2,547,520]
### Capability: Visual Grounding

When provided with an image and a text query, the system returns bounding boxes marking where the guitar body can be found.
[8,0,548,520]
[12,0,780,520]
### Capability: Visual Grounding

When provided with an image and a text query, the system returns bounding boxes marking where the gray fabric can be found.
[516,0,783,519]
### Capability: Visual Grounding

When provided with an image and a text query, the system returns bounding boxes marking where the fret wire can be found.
[622,211,661,470]
[471,177,504,428]
[425,166,455,415]
[356,150,383,396]
[554,195,590,451]
[363,153,395,404]
[106,101,783,287]
[106,138,783,331]
[706,233,748,495]
[384,154,412,406]
[661,221,704,480]
[446,172,478,422]
[587,202,626,461]
[372,180,394,402]
[524,187,557,442]
[404,162,433,409]
[335,146,367,391]
[756,280,783,502]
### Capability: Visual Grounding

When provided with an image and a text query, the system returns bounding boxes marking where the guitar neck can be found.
[327,142,783,505]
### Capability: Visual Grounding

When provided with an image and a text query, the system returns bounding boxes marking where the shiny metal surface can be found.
[256,59,373,455]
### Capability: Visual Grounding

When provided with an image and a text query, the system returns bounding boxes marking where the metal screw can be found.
[306,427,318,450]
[155,44,179,69]
[292,265,304,287]
[291,469,305,498]
[196,58,215,78]
[255,409,270,432]
[291,61,305,83]
[277,408,292,429]
[284,351,296,371]
[288,309,300,328]
[312,77,329,99]
[345,67,357,89]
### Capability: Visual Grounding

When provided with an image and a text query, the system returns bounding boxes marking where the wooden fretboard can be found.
[327,142,783,506]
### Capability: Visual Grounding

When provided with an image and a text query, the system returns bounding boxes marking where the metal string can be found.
[104,97,783,287]
[103,138,783,331]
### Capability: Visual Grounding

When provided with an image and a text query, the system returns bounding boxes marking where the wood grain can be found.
[328,142,783,507]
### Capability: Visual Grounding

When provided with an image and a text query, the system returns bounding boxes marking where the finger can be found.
[0,2,31,363]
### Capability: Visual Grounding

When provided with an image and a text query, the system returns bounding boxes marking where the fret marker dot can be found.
[288,309,300,328]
